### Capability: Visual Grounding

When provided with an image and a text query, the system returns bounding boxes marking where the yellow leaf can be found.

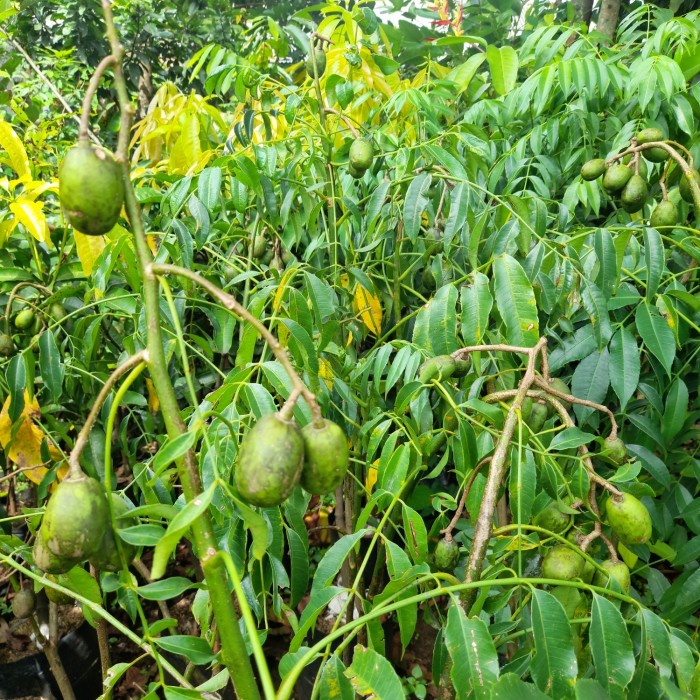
[168,110,203,174]
[273,266,296,313]
[0,218,17,246]
[318,357,334,389]
[0,391,64,484]
[74,231,106,276]
[499,535,539,551]
[146,378,160,413]
[9,199,51,246]
[353,285,382,335]
[0,120,30,179]
[365,461,379,494]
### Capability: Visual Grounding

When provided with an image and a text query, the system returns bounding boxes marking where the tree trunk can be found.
[596,0,622,41]
[572,0,594,26]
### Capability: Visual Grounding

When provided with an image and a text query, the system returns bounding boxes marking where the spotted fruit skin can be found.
[32,530,79,574]
[533,503,569,533]
[12,589,36,619]
[235,413,305,507]
[300,420,350,495]
[349,138,374,171]
[605,493,652,545]
[434,537,460,571]
[40,475,109,560]
[541,545,584,581]
[594,559,631,593]
[59,142,124,236]
[602,436,627,465]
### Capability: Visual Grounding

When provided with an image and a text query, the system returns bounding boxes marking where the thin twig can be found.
[323,108,360,138]
[150,263,322,423]
[133,558,175,628]
[31,615,77,700]
[79,55,116,141]
[68,351,148,477]
[441,457,491,538]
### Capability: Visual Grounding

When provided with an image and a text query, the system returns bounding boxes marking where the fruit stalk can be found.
[100,3,261,698]
[67,350,147,477]
[150,262,323,423]
[78,55,115,141]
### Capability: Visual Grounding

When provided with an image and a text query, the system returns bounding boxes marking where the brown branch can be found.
[461,337,547,609]
[441,457,491,538]
[79,55,116,141]
[323,108,360,139]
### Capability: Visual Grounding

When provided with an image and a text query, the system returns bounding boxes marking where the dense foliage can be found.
[0,1,699,698]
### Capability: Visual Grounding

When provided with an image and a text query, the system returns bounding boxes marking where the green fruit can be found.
[41,474,110,560]
[602,436,627,465]
[418,355,457,383]
[305,49,326,78]
[14,308,35,330]
[59,141,124,236]
[49,303,68,323]
[300,419,350,495]
[434,537,460,571]
[452,358,470,378]
[605,493,652,545]
[636,128,667,162]
[252,235,267,258]
[620,174,648,213]
[622,154,649,178]
[0,332,14,357]
[547,377,571,411]
[679,169,700,203]
[649,200,678,229]
[550,586,583,617]
[602,164,633,193]
[89,493,137,572]
[32,530,79,574]
[44,575,74,605]
[533,503,570,533]
[349,138,374,171]
[348,162,366,179]
[541,545,584,581]
[12,588,36,619]
[581,557,596,584]
[593,559,631,593]
[235,413,305,507]
[526,401,548,433]
[426,227,444,253]
[580,159,607,181]
[520,397,533,423]
[281,247,294,265]
[260,248,274,266]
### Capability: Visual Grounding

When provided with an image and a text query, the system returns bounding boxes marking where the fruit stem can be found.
[278,386,302,421]
[461,337,547,610]
[323,107,360,138]
[100,3,262,698]
[79,54,116,141]
[150,262,324,423]
[67,350,147,478]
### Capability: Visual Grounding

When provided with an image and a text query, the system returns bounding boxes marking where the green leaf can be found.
[609,328,640,411]
[460,272,493,346]
[286,526,309,608]
[486,45,519,95]
[154,635,215,665]
[137,577,199,600]
[530,589,578,697]
[509,448,536,524]
[402,504,428,564]
[640,609,673,679]
[6,354,25,422]
[152,431,197,478]
[594,228,618,297]
[197,166,221,211]
[635,302,675,376]
[590,593,635,690]
[119,524,166,546]
[581,280,612,348]
[445,182,470,239]
[38,331,63,402]
[403,173,431,242]
[345,646,404,698]
[571,349,610,424]
[151,482,216,579]
[319,656,354,700]
[643,227,665,299]
[493,254,539,347]
[492,674,549,699]
[413,284,459,355]
[444,604,499,698]
[549,427,596,450]
[661,379,688,443]
[311,529,367,593]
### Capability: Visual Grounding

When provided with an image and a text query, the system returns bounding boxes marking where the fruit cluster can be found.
[581,127,698,226]
[235,413,349,507]
[0,302,67,358]
[32,474,136,576]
